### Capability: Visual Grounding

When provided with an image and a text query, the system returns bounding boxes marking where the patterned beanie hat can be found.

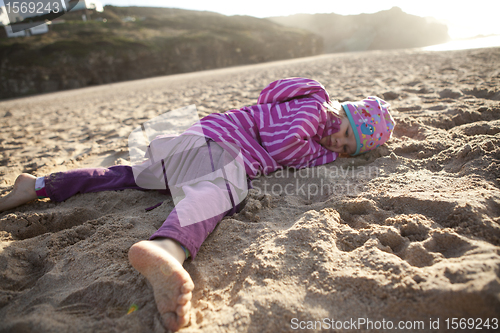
[341,96,395,156]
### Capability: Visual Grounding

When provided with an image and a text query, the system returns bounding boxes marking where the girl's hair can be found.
[338,103,346,118]
[326,100,346,118]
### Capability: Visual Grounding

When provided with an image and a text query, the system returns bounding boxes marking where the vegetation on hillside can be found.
[0,6,323,99]
[269,7,450,53]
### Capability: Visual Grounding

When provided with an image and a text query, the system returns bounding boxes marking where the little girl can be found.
[0,78,395,331]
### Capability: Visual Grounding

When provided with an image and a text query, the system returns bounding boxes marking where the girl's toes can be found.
[161,312,179,331]
[181,281,194,293]
[177,292,192,305]
[176,301,191,317]
[177,313,191,328]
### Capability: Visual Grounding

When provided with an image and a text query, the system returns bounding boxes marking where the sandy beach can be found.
[0,47,499,332]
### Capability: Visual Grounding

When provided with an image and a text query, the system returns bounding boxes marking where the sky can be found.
[100,0,500,40]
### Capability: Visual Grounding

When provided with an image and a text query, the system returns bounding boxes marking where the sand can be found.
[0,47,499,332]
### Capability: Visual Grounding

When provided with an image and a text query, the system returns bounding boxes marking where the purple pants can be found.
[42,139,248,259]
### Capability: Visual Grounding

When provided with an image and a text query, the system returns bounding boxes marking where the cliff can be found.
[268,7,450,53]
[0,6,323,99]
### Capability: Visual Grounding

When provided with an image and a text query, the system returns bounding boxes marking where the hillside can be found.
[0,6,323,99]
[268,7,450,53]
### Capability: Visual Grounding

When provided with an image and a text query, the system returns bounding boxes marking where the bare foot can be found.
[0,173,37,212]
[128,239,194,331]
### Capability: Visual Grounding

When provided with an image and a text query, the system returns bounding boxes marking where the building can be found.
[0,5,23,26]
[3,23,49,38]
[67,0,104,21]
[1,5,49,38]
[0,0,104,38]
[69,0,104,13]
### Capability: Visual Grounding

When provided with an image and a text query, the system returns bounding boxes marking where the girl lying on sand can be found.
[0,77,395,331]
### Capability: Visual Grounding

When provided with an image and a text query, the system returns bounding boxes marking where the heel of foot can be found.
[0,174,38,212]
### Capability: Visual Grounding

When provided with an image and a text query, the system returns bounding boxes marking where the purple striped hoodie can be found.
[185,77,341,179]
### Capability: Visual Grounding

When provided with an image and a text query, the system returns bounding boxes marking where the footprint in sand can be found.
[0,207,100,240]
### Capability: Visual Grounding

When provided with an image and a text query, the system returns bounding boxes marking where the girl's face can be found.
[320,116,357,155]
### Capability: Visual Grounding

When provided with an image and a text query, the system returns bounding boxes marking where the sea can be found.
[422,35,500,52]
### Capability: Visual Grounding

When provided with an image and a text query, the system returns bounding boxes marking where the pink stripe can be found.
[184,78,339,177]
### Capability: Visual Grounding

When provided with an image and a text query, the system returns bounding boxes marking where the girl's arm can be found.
[256,78,339,170]
[263,125,339,170]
